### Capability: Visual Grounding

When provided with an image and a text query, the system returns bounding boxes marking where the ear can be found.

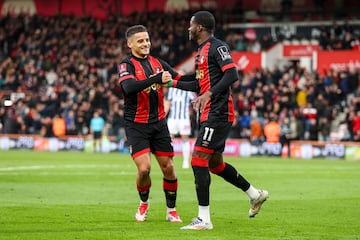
[127,40,132,48]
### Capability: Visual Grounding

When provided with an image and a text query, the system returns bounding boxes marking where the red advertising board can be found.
[231,52,262,73]
[283,44,319,57]
[317,50,360,75]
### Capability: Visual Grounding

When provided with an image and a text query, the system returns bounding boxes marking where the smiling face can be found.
[127,31,151,58]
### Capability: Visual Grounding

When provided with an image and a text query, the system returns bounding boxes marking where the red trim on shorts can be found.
[154,150,174,157]
[209,162,226,174]
[137,183,151,192]
[194,146,214,154]
[163,179,178,191]
[191,156,208,167]
[132,148,150,159]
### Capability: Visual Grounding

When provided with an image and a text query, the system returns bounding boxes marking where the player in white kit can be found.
[165,88,195,168]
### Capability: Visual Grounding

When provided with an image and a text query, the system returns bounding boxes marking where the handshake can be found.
[160,71,174,87]
[149,71,174,87]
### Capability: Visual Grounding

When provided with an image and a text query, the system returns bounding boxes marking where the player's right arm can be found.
[117,61,170,95]
[172,80,199,93]
[157,58,199,92]
[159,58,196,82]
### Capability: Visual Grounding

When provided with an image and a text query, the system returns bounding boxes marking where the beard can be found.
[189,31,197,42]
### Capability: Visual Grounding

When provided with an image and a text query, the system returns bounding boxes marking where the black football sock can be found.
[217,163,250,191]
[137,184,150,202]
[192,166,211,206]
[163,178,178,208]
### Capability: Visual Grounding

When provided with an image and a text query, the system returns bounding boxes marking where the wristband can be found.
[167,80,173,87]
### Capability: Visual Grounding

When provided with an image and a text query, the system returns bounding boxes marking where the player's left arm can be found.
[159,58,196,82]
[192,43,239,112]
[209,44,239,95]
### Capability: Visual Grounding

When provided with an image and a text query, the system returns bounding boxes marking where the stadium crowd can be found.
[0,10,360,143]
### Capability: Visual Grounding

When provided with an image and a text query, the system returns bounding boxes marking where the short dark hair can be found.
[125,25,147,39]
[193,11,215,33]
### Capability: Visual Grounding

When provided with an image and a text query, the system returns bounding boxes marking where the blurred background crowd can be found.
[0,6,360,143]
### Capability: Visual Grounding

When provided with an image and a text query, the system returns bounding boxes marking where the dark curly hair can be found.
[193,11,215,33]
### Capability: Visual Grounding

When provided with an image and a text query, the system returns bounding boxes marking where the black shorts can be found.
[195,121,231,154]
[93,131,102,139]
[125,119,174,158]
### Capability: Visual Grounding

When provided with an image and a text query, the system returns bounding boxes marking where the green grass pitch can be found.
[0,150,359,240]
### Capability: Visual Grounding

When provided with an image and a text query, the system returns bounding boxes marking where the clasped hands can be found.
[160,71,212,113]
[161,71,172,84]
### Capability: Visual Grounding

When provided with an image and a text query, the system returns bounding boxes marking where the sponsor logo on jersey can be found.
[119,63,126,73]
[199,55,205,64]
[196,69,204,80]
[217,46,232,61]
[155,67,161,74]
[144,83,161,93]
[118,63,129,76]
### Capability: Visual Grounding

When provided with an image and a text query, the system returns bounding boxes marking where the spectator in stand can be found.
[40,116,53,138]
[342,32,353,50]
[314,93,329,118]
[234,33,248,51]
[248,40,261,52]
[264,114,281,143]
[327,82,344,107]
[287,114,299,141]
[260,34,273,50]
[2,107,20,134]
[345,106,355,141]
[307,118,318,140]
[239,108,251,129]
[330,21,345,39]
[250,117,264,145]
[52,114,66,137]
[319,28,331,50]
[350,35,360,50]
[65,109,77,135]
[279,117,291,155]
[318,116,331,141]
[108,101,125,138]
[339,71,351,96]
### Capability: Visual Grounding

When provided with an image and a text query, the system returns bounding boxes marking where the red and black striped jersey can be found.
[118,55,173,124]
[195,37,236,123]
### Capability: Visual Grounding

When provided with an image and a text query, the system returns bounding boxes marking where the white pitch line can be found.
[0,164,123,171]
[0,171,134,176]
